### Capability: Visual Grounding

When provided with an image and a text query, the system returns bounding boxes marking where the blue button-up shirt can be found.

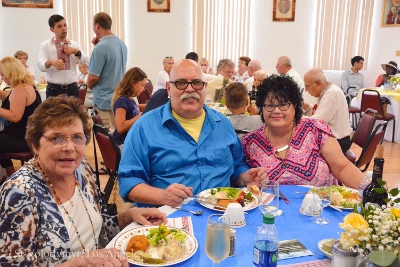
[118,101,249,207]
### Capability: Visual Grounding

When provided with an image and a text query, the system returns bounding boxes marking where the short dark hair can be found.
[225,82,248,110]
[94,12,112,30]
[48,14,65,28]
[185,52,199,62]
[239,56,251,66]
[256,74,303,124]
[351,56,364,66]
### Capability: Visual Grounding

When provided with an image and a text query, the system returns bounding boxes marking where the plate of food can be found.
[114,224,198,266]
[196,186,260,212]
[311,185,359,210]
[318,239,335,259]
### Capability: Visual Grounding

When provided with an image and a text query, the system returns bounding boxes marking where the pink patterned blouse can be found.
[241,118,337,186]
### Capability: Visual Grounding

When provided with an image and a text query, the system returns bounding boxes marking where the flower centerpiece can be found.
[388,74,400,91]
[339,179,400,266]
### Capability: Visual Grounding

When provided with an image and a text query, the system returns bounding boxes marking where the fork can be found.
[172,207,205,215]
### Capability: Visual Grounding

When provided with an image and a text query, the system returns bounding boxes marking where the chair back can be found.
[93,124,121,203]
[345,86,356,106]
[235,129,250,139]
[138,79,153,104]
[355,121,387,172]
[78,84,87,106]
[351,108,377,148]
[360,90,385,118]
[91,109,104,126]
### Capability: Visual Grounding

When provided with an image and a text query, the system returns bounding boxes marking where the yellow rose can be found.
[341,213,369,229]
[390,208,400,217]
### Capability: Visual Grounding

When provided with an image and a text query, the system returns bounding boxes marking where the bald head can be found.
[248,60,262,77]
[303,68,329,97]
[169,59,204,81]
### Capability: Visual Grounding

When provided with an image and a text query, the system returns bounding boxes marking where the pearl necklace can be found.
[35,160,98,252]
[268,125,294,154]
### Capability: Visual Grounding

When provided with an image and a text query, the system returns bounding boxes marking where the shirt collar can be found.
[51,36,71,45]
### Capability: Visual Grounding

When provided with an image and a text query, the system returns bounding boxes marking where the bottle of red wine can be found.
[362,145,388,207]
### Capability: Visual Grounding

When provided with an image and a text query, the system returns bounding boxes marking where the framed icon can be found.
[2,0,53,8]
[382,0,400,27]
[147,0,170,13]
[273,0,296,22]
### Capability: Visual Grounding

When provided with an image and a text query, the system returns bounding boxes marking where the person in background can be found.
[303,68,353,153]
[253,70,268,90]
[199,58,214,75]
[77,56,93,108]
[118,59,267,207]
[376,60,399,87]
[341,55,365,97]
[0,57,42,179]
[0,95,166,266]
[153,56,174,93]
[244,59,262,91]
[112,67,147,147]
[276,55,304,91]
[185,52,199,62]
[204,58,235,102]
[38,14,85,98]
[87,12,128,131]
[225,82,263,138]
[14,50,35,81]
[235,56,251,82]
[241,75,363,188]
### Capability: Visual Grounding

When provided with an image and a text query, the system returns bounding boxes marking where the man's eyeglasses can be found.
[42,133,88,146]
[169,79,205,90]
[305,80,318,89]
[263,102,291,112]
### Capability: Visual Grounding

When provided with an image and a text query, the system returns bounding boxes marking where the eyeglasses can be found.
[169,79,205,90]
[42,133,88,146]
[305,80,318,89]
[263,102,291,112]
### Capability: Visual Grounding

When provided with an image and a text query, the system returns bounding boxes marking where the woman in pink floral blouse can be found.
[241,74,362,188]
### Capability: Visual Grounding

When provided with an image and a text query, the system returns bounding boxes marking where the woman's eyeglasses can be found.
[42,133,88,146]
[263,102,291,112]
[169,79,205,90]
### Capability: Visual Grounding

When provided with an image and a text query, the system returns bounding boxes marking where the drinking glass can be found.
[311,175,333,225]
[259,180,279,216]
[205,214,230,265]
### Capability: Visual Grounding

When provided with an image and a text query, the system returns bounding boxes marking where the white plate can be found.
[197,188,260,212]
[318,239,335,259]
[311,186,359,210]
[113,226,198,266]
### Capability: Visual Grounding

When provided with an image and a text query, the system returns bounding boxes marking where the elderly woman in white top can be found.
[153,56,174,93]
[77,56,92,108]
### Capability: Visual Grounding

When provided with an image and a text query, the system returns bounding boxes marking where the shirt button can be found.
[198,161,202,165]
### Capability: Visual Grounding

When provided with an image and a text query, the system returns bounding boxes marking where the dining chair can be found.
[360,89,396,142]
[234,129,250,139]
[93,124,121,204]
[0,151,34,167]
[78,84,87,106]
[347,121,387,172]
[344,87,361,130]
[138,79,153,104]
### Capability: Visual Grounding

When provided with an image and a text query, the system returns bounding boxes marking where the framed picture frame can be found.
[147,0,170,13]
[381,0,400,27]
[273,0,296,22]
[2,0,53,8]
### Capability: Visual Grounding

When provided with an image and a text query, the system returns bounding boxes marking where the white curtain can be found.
[313,0,374,70]
[62,0,125,57]
[193,0,252,69]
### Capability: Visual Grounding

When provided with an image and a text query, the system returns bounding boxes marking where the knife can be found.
[279,190,290,204]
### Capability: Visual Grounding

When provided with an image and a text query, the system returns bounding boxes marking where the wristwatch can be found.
[75,50,81,57]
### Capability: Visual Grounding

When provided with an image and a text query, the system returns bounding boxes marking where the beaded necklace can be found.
[35,160,98,252]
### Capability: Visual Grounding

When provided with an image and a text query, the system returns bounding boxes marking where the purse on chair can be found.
[103,178,118,216]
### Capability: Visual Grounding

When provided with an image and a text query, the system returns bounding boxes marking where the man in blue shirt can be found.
[87,12,127,130]
[341,56,365,97]
[118,59,267,207]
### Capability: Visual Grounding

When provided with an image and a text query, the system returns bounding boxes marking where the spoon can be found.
[171,207,205,215]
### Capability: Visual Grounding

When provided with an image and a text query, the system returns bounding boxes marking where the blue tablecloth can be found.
[130,185,350,266]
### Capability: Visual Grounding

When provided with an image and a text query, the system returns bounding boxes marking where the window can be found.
[313,0,374,70]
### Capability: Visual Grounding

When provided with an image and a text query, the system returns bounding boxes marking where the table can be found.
[351,88,400,142]
[108,185,350,266]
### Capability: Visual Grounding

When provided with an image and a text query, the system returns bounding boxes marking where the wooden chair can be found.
[93,124,121,204]
[360,89,396,142]
[138,79,153,104]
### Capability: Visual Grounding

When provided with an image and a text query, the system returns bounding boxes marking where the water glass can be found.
[311,175,333,225]
[259,180,279,216]
[205,214,230,265]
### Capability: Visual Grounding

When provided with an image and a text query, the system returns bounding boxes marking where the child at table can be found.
[225,82,264,138]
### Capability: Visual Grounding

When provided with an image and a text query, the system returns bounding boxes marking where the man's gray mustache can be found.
[180,93,200,101]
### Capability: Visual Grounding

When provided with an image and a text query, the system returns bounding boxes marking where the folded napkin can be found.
[279,259,331,267]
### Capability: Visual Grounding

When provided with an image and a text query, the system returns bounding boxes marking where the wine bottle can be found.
[362,145,388,207]
[249,86,257,106]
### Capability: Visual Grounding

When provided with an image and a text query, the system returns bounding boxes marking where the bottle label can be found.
[253,241,278,267]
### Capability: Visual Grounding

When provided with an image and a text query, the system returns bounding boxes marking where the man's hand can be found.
[92,37,101,46]
[63,47,79,55]
[162,184,193,207]
[50,59,65,70]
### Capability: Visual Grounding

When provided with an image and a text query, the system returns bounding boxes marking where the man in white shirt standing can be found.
[303,68,353,153]
[38,14,84,98]
[341,55,365,97]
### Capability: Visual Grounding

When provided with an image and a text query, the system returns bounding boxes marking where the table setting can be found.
[106,184,362,266]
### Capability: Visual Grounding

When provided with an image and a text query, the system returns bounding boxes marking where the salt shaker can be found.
[331,240,359,267]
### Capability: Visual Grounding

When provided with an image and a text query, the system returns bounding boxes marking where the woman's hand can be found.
[120,208,167,229]
[237,167,268,187]
[70,248,128,267]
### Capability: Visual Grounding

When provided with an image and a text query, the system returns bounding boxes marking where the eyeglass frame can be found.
[42,133,89,146]
[305,80,319,89]
[169,79,206,90]
[263,102,292,112]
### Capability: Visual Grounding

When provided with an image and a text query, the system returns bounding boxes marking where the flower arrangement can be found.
[339,179,400,266]
[389,74,400,86]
